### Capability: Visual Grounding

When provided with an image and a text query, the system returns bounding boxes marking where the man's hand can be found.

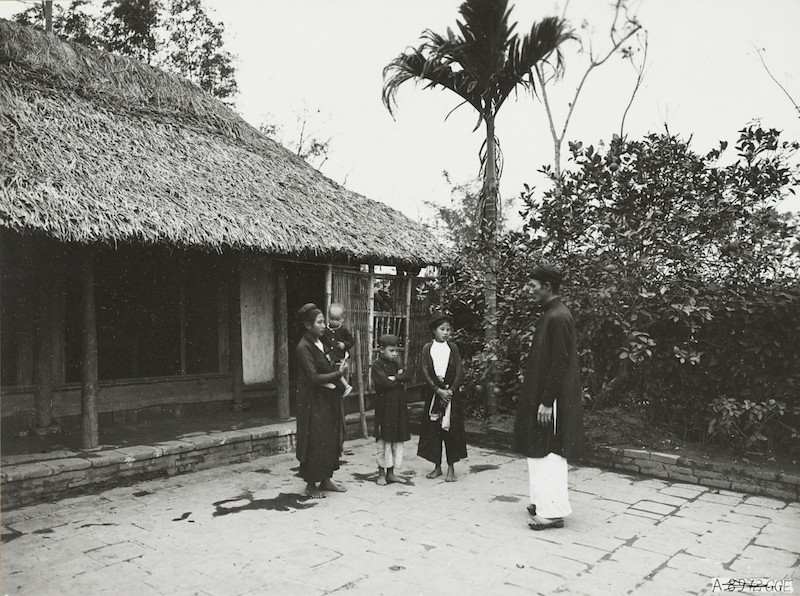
[338,360,349,375]
[336,341,346,351]
[537,404,554,426]
[387,376,396,381]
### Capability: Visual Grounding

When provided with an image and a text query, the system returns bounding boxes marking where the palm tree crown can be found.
[382,0,573,126]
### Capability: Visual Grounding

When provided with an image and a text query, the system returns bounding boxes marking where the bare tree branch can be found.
[754,46,800,117]
[620,32,648,138]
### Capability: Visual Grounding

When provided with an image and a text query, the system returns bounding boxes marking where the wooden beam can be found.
[217,279,230,373]
[80,250,99,449]
[366,264,375,391]
[230,258,244,409]
[275,261,291,420]
[34,268,54,428]
[179,264,187,375]
[403,272,414,369]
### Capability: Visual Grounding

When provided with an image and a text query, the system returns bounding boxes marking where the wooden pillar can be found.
[403,271,414,369]
[229,259,244,409]
[179,265,187,375]
[217,280,230,373]
[80,250,99,449]
[16,277,34,385]
[34,269,54,428]
[324,264,333,318]
[275,262,291,420]
[366,264,375,391]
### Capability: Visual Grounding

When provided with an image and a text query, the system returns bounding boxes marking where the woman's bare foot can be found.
[445,465,457,482]
[377,469,387,486]
[304,482,325,498]
[426,465,443,479]
[319,479,347,492]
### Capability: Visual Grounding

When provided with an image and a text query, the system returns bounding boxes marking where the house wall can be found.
[239,255,276,384]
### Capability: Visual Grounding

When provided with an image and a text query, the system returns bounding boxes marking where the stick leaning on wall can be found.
[354,332,369,439]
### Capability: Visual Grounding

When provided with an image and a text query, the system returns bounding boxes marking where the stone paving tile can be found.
[2,437,798,595]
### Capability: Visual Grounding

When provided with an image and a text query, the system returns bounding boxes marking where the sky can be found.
[3,0,800,223]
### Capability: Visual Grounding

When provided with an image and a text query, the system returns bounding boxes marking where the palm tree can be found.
[383,0,573,416]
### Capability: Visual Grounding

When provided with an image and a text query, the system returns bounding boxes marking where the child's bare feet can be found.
[426,465,443,479]
[445,465,456,482]
[304,482,325,498]
[377,468,387,486]
[386,468,403,484]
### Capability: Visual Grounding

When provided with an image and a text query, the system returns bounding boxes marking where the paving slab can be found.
[2,437,799,595]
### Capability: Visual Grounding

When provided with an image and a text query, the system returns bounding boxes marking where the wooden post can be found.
[403,271,414,369]
[34,271,54,429]
[324,264,333,319]
[16,277,34,385]
[80,250,99,449]
[354,332,369,438]
[217,280,230,372]
[275,262,291,420]
[179,265,187,375]
[230,259,244,410]
[366,264,375,391]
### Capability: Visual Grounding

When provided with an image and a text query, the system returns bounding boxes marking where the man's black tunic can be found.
[513,297,584,461]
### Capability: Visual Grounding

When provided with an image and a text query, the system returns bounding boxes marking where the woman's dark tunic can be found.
[371,357,411,443]
[417,340,468,464]
[513,298,584,461]
[295,334,345,483]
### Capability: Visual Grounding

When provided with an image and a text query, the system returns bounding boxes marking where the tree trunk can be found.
[43,1,53,34]
[483,114,499,417]
[80,250,99,449]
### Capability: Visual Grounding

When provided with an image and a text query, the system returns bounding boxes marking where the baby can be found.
[322,303,354,398]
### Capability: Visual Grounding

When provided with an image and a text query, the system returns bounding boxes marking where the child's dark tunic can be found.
[417,340,468,465]
[371,358,411,443]
[321,325,355,364]
[295,335,345,483]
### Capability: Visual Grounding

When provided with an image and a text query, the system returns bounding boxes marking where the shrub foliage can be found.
[434,126,800,454]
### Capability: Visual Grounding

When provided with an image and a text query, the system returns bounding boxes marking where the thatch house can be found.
[0,20,445,447]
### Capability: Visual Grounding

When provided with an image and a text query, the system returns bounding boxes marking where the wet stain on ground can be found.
[343,450,354,456]
[289,465,303,478]
[1,528,24,544]
[491,495,520,503]
[338,460,348,465]
[395,491,412,497]
[389,565,406,571]
[172,512,192,522]
[32,528,55,534]
[133,490,153,497]
[212,491,317,517]
[351,472,379,482]
[470,464,500,474]
[421,543,436,552]
[253,469,271,474]
[78,523,119,529]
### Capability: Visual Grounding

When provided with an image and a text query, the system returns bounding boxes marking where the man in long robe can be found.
[513,265,584,530]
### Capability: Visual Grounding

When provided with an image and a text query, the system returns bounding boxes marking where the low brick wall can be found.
[1,424,297,510]
[583,445,800,502]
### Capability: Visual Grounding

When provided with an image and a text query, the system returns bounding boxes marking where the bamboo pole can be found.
[324,264,333,319]
[34,268,54,429]
[275,262,291,420]
[366,264,375,391]
[403,271,414,369]
[230,259,244,410]
[354,332,369,438]
[80,250,99,449]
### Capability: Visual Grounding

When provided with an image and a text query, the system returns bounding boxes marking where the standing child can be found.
[417,313,467,482]
[371,334,411,485]
[322,303,354,398]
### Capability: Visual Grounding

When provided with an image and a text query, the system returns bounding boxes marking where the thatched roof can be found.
[0,19,445,266]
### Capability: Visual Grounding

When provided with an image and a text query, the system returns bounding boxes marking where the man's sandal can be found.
[528,517,564,530]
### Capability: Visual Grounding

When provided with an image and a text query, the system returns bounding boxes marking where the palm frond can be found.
[382,47,483,116]
[496,16,575,108]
